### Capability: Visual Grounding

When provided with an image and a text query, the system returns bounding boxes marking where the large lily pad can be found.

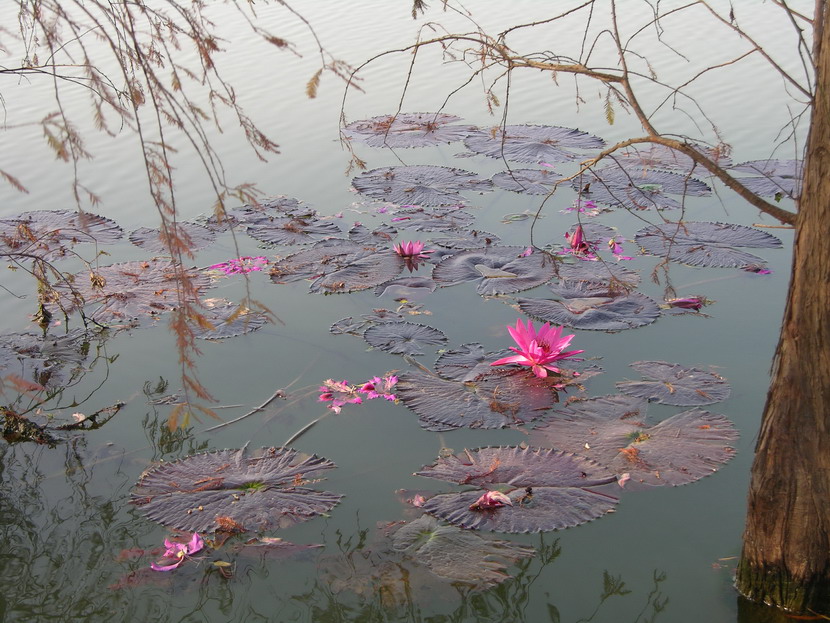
[530,395,738,488]
[616,361,731,406]
[363,321,447,356]
[491,168,562,194]
[574,166,710,211]
[352,165,493,206]
[343,113,476,148]
[634,221,782,268]
[391,514,535,588]
[395,368,560,431]
[389,205,476,231]
[54,259,211,321]
[128,222,216,253]
[374,276,437,300]
[430,230,501,249]
[0,210,123,261]
[434,343,512,382]
[246,216,342,246]
[347,223,397,245]
[730,159,802,199]
[464,125,605,163]
[432,246,557,296]
[415,446,618,533]
[613,143,733,173]
[132,446,342,533]
[555,261,641,288]
[518,289,660,331]
[0,328,102,390]
[191,299,268,340]
[206,196,307,231]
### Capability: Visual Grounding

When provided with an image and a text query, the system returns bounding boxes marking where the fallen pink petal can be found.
[667,297,705,311]
[469,490,513,511]
[150,533,204,571]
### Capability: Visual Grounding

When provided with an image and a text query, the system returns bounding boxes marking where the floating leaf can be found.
[464,125,605,163]
[415,446,618,532]
[574,166,710,211]
[363,321,447,356]
[614,143,733,173]
[396,368,560,430]
[432,246,557,295]
[730,159,802,199]
[518,290,660,331]
[0,209,123,261]
[191,299,267,339]
[246,216,342,246]
[491,168,562,194]
[352,165,493,206]
[330,309,405,336]
[0,328,100,390]
[430,230,501,249]
[634,221,782,268]
[129,222,216,253]
[555,261,641,288]
[343,113,477,148]
[132,447,342,533]
[347,223,397,245]
[389,205,476,231]
[434,343,512,382]
[54,259,211,321]
[206,196,306,231]
[616,361,731,405]
[374,276,437,300]
[530,395,738,488]
[391,514,535,588]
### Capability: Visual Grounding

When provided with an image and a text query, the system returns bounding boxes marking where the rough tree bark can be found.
[737,0,830,614]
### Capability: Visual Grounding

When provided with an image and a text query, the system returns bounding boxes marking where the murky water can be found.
[0,2,809,621]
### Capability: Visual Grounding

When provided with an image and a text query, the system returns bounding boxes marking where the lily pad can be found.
[352,165,493,206]
[613,143,733,172]
[434,343,512,382]
[0,328,101,390]
[54,259,211,321]
[616,361,731,406]
[430,230,501,249]
[391,514,535,588]
[555,261,641,287]
[347,223,397,245]
[634,221,782,268]
[128,222,216,253]
[374,276,437,300]
[432,246,557,296]
[464,125,605,163]
[415,446,618,532]
[491,168,562,194]
[518,290,660,331]
[206,196,306,231]
[574,166,710,211]
[191,299,268,339]
[363,321,447,356]
[395,368,560,430]
[389,206,476,231]
[246,216,342,246]
[0,210,123,261]
[530,395,738,488]
[343,113,476,148]
[131,446,342,533]
[330,309,406,336]
[730,159,802,199]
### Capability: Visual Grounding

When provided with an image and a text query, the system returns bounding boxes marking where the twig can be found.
[203,385,288,432]
[283,411,330,447]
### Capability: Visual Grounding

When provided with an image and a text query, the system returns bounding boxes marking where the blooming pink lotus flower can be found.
[150,533,204,571]
[393,240,432,259]
[469,490,513,511]
[564,225,597,260]
[490,318,584,378]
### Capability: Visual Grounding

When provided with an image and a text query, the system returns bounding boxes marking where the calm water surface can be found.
[0,2,808,621]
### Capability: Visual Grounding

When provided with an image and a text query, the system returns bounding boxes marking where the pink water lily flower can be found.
[359,375,398,401]
[150,533,204,571]
[491,318,584,378]
[318,379,363,414]
[564,225,597,260]
[393,240,432,259]
[469,490,513,511]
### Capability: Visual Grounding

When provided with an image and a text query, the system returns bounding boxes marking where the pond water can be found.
[0,2,809,621]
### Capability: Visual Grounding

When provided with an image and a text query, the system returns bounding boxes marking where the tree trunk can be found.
[736,1,830,613]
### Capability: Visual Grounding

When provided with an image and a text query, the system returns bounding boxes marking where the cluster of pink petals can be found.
[491,319,584,378]
[209,256,269,275]
[150,533,204,571]
[393,240,432,260]
[607,236,633,261]
[319,374,398,413]
[563,225,598,260]
[469,490,513,511]
[561,199,601,216]
[666,296,705,311]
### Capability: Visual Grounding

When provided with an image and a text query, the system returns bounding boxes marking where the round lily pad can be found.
[615,361,731,405]
[555,261,641,287]
[191,299,268,339]
[730,159,802,199]
[206,196,306,231]
[352,165,493,206]
[343,113,476,148]
[634,221,781,268]
[0,210,123,261]
[518,291,660,331]
[464,125,605,163]
[363,321,447,356]
[574,166,710,211]
[430,230,501,249]
[132,446,342,533]
[432,246,557,296]
[434,343,512,382]
[531,395,738,488]
[415,446,618,533]
[246,216,342,246]
[613,143,733,172]
[389,206,476,231]
[128,222,216,253]
[395,368,560,430]
[491,168,562,194]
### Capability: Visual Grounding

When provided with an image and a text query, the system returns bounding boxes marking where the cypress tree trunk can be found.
[736,1,830,613]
